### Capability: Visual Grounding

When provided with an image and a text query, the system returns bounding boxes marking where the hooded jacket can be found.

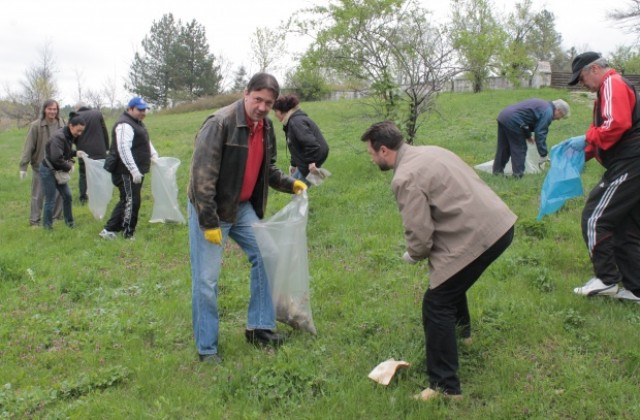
[282,109,329,176]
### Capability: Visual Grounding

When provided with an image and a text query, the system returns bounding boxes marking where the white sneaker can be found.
[613,289,640,303]
[99,229,117,240]
[573,277,619,296]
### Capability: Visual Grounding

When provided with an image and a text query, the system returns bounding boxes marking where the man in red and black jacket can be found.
[569,51,640,303]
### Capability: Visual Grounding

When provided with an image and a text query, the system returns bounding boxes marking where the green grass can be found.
[2,88,640,419]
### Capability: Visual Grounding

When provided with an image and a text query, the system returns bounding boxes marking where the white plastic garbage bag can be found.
[253,191,317,335]
[306,167,332,186]
[83,157,113,220]
[149,157,185,224]
[475,141,542,174]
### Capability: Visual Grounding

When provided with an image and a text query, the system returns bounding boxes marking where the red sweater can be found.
[239,117,264,202]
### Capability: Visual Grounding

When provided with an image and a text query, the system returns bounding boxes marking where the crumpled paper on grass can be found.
[368,358,410,385]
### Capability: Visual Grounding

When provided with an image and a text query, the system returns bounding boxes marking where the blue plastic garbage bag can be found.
[537,135,586,220]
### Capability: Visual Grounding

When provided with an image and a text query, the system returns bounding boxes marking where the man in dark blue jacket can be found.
[492,98,570,177]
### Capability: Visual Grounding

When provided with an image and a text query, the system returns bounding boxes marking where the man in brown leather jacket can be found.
[187,73,307,364]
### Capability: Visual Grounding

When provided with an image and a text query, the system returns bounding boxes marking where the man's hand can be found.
[131,170,143,184]
[19,170,27,180]
[403,251,418,264]
[151,154,159,165]
[204,228,222,245]
[76,150,88,159]
[292,180,308,194]
[538,155,549,169]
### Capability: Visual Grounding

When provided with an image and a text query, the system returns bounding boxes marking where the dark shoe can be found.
[79,196,88,205]
[245,329,286,347]
[198,353,222,364]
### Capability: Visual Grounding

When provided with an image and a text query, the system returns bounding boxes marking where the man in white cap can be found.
[569,52,640,304]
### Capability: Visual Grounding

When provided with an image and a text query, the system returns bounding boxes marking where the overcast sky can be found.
[1,0,637,106]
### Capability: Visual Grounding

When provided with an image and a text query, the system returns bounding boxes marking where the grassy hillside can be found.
[1,88,639,419]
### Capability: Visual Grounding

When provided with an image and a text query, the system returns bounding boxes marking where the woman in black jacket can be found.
[273,95,329,186]
[39,115,86,229]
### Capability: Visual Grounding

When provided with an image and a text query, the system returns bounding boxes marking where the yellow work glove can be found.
[204,228,222,245]
[292,180,308,194]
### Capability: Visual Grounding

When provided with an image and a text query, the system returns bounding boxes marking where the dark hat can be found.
[568,52,601,86]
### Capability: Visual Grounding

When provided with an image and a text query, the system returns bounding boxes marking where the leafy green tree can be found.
[450,0,505,92]
[290,0,456,142]
[127,14,179,108]
[173,19,222,101]
[529,9,564,64]
[127,14,221,107]
[609,45,640,74]
[498,0,536,86]
[295,0,405,118]
[231,65,248,92]
[285,51,330,101]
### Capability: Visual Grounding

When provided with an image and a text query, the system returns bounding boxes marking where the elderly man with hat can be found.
[99,96,159,240]
[569,52,640,303]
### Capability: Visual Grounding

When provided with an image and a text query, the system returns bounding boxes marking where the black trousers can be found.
[78,159,88,201]
[104,173,143,238]
[423,226,514,395]
[581,158,640,293]
[493,123,528,177]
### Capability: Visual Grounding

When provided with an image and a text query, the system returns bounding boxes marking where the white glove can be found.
[76,150,88,159]
[20,170,27,180]
[403,251,418,264]
[538,155,549,169]
[131,170,143,184]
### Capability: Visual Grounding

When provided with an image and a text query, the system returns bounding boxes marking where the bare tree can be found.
[609,0,640,34]
[85,89,104,109]
[74,68,85,104]
[20,42,59,120]
[250,27,285,72]
[391,13,458,142]
[102,76,119,109]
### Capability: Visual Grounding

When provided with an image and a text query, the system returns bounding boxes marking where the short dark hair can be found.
[360,121,404,151]
[68,115,86,126]
[273,94,300,112]
[247,72,280,98]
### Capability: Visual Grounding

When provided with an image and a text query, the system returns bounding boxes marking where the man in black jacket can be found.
[187,73,307,363]
[99,97,158,240]
[71,103,109,204]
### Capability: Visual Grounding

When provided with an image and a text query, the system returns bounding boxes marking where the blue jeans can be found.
[292,168,311,187]
[188,201,276,356]
[39,162,73,229]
